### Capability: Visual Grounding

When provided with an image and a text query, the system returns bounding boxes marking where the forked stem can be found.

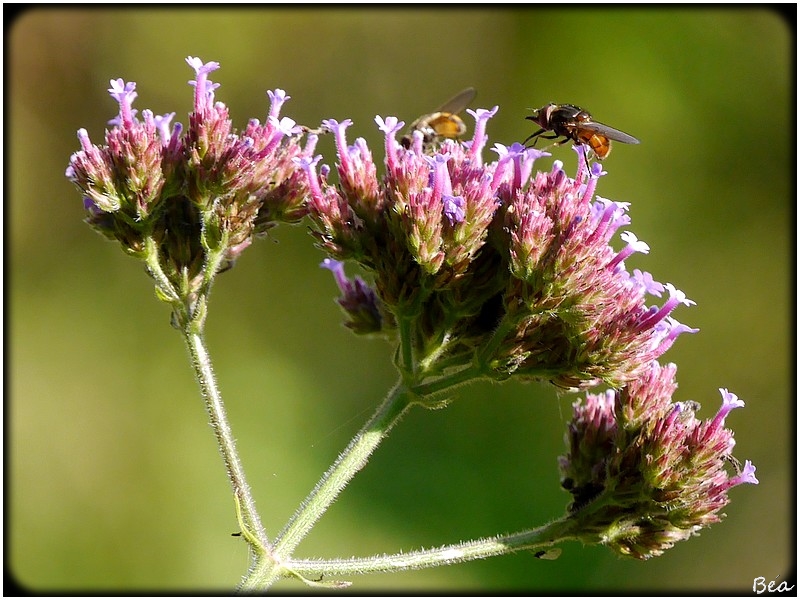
[241,378,415,589]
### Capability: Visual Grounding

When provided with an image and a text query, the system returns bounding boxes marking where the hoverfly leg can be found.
[522,128,547,146]
[581,144,599,165]
[536,136,572,152]
[523,131,560,149]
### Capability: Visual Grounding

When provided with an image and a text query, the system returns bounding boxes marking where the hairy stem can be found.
[184,330,272,557]
[241,378,415,590]
[142,234,180,305]
[284,516,579,580]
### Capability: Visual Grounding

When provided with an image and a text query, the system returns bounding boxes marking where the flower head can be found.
[66,79,175,251]
[66,58,314,301]
[303,108,696,389]
[559,361,757,559]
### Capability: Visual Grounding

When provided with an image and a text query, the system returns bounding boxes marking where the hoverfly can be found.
[523,103,639,160]
[401,87,477,151]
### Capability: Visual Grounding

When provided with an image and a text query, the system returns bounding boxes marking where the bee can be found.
[523,103,639,160]
[401,87,477,151]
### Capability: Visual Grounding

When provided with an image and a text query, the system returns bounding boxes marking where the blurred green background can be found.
[9,6,792,593]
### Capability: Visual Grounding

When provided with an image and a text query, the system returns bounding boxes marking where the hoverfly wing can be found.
[580,120,640,145]
[403,87,477,150]
[435,87,477,115]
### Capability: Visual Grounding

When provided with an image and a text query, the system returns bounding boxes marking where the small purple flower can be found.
[293,155,324,201]
[631,269,664,297]
[607,231,650,271]
[465,106,498,163]
[267,89,290,120]
[375,115,405,174]
[107,79,137,127]
[442,194,466,225]
[728,460,759,487]
[322,118,353,167]
[186,56,221,115]
[153,112,177,145]
[321,257,348,289]
[703,388,746,439]
[636,283,695,332]
[585,198,631,248]
[501,142,528,193]
[427,153,453,200]
[374,115,403,138]
[649,317,699,358]
[321,259,384,334]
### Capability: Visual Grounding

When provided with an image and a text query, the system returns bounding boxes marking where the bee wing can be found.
[580,120,640,144]
[436,87,477,114]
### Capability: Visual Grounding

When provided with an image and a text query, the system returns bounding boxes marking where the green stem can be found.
[410,364,483,399]
[476,314,517,368]
[142,234,181,305]
[418,348,474,378]
[277,380,410,550]
[183,329,272,557]
[284,516,579,580]
[398,316,415,376]
[199,232,229,300]
[241,378,415,590]
[418,327,457,374]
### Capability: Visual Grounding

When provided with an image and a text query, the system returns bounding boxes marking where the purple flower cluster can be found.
[559,361,758,559]
[66,57,315,287]
[302,108,696,389]
[65,58,756,563]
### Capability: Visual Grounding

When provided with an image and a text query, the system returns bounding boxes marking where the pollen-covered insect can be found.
[401,87,477,151]
[523,103,639,160]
